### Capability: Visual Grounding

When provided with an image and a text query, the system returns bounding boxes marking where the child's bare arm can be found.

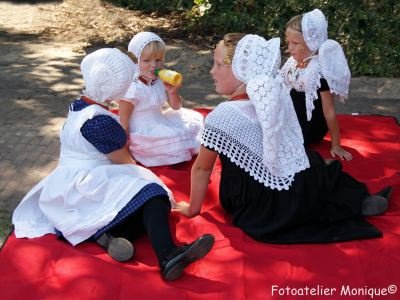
[164,83,183,110]
[321,91,353,160]
[107,147,136,165]
[173,146,218,217]
[118,100,134,135]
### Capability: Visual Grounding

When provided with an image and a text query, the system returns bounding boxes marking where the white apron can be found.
[12,104,174,245]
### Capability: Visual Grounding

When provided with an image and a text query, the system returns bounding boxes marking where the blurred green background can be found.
[109,0,400,77]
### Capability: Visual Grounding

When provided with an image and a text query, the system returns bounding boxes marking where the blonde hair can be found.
[141,40,166,60]
[222,33,247,65]
[286,14,303,33]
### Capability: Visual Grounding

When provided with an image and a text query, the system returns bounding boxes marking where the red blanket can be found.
[1,113,399,300]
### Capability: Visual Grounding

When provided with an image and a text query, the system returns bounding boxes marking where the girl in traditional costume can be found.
[175,33,391,243]
[119,32,204,167]
[12,48,214,281]
[280,9,352,160]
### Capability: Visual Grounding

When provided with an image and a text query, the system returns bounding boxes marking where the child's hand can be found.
[330,145,353,161]
[164,82,183,110]
[172,201,193,218]
[163,81,182,95]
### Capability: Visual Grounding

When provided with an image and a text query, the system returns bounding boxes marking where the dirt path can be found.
[0,0,221,246]
[1,0,399,111]
[0,0,220,105]
[0,0,399,246]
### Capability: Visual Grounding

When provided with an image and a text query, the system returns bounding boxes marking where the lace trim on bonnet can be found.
[127,32,165,80]
[247,76,310,184]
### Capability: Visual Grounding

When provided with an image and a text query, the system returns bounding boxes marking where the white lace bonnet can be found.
[232,35,310,186]
[302,8,351,100]
[232,34,281,83]
[81,48,135,103]
[128,32,165,78]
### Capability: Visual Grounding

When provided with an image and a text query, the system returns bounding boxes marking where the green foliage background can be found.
[111,0,400,77]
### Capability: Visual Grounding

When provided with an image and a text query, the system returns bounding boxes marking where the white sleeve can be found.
[120,82,139,106]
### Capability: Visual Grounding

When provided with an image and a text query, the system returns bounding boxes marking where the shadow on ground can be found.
[0,29,84,237]
[4,0,61,3]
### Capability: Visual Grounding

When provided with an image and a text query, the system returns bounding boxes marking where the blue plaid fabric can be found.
[70,98,89,111]
[71,99,127,154]
[92,183,168,239]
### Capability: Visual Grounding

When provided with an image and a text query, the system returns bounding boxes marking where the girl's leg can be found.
[141,195,176,262]
[113,194,215,281]
[109,195,176,262]
[142,197,215,281]
[109,207,146,241]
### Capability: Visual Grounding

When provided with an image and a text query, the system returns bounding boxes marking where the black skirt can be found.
[290,78,329,146]
[218,150,382,244]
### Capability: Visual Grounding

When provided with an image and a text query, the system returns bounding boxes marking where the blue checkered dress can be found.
[92,183,168,238]
[70,99,168,238]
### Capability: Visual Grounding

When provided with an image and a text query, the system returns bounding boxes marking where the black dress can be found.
[290,78,329,146]
[217,150,382,244]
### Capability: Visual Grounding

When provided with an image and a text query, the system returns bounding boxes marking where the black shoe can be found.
[96,232,135,262]
[374,186,393,200]
[361,195,388,216]
[161,234,215,281]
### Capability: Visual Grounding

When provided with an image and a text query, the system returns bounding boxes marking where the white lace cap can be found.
[302,9,328,52]
[319,39,351,100]
[232,35,281,83]
[300,9,350,108]
[232,34,309,188]
[81,48,135,103]
[128,31,164,63]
